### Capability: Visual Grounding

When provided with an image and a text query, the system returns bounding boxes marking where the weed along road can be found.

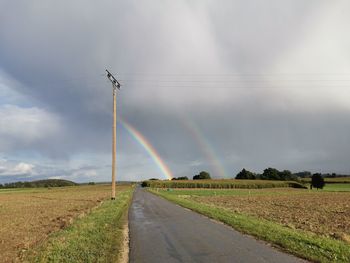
[129,187,305,263]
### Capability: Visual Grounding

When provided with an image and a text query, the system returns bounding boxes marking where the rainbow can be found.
[120,118,173,180]
[182,118,228,178]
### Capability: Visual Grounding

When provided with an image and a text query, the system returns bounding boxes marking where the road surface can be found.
[129,187,305,263]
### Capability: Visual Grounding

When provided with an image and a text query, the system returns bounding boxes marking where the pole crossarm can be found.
[106,69,121,90]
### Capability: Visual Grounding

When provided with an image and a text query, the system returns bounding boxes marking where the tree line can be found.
[235,168,326,189]
[0,179,77,189]
[171,171,211,181]
[236,168,298,180]
[169,168,327,189]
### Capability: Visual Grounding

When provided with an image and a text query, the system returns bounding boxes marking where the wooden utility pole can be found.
[106,69,121,200]
[111,87,117,199]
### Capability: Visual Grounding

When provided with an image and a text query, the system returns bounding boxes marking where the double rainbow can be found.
[182,118,228,178]
[120,119,173,180]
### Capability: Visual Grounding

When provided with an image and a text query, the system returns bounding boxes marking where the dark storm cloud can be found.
[1,0,350,181]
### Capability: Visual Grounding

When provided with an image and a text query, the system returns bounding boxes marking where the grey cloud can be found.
[0,0,350,182]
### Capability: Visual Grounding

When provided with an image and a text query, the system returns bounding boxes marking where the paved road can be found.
[129,188,305,263]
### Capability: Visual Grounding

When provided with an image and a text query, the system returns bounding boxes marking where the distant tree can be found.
[0,179,76,189]
[294,171,312,178]
[24,182,32,188]
[0,184,3,188]
[178,176,189,180]
[325,173,337,178]
[149,178,159,181]
[88,182,95,185]
[262,168,280,180]
[193,171,211,180]
[172,176,189,180]
[236,169,256,179]
[278,170,297,181]
[254,174,262,179]
[311,173,325,189]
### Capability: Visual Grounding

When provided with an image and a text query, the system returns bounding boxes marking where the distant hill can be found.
[0,179,77,189]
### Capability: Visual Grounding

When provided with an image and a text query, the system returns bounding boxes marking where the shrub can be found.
[311,173,325,189]
[236,169,256,179]
[171,176,189,180]
[193,171,211,180]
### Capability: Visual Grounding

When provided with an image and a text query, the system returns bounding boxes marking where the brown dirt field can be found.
[193,189,350,243]
[0,185,122,263]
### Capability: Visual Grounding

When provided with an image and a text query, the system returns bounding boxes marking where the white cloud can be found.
[12,162,35,174]
[1,1,350,181]
[0,104,62,151]
[70,169,97,179]
[0,160,35,176]
[48,176,63,180]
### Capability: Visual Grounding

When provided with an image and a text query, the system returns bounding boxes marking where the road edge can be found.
[148,188,350,263]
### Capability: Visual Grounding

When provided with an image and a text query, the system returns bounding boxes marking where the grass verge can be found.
[25,186,134,263]
[149,189,350,263]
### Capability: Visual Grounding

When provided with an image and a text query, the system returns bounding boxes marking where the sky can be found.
[1,0,350,183]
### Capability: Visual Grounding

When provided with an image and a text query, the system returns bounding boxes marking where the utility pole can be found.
[106,69,121,200]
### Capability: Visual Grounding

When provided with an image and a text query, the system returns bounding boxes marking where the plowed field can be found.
[193,189,350,243]
[0,185,123,262]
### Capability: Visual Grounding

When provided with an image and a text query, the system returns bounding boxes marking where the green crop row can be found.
[142,179,307,189]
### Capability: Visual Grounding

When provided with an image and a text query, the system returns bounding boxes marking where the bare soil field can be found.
[193,188,350,243]
[0,184,123,262]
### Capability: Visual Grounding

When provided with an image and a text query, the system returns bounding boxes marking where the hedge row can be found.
[142,179,307,189]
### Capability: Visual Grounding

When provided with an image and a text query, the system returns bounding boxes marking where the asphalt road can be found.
[129,187,305,263]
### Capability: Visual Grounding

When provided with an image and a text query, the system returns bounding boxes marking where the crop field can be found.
[151,187,350,262]
[143,179,307,189]
[192,189,350,241]
[301,177,350,184]
[324,183,350,192]
[0,184,131,263]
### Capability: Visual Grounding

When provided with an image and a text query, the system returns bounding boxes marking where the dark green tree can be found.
[193,171,211,180]
[236,168,256,179]
[278,170,298,181]
[262,168,280,180]
[311,173,325,189]
[172,176,189,180]
[294,171,312,178]
[24,181,31,188]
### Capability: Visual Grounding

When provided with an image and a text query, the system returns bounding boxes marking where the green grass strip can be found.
[150,189,350,263]
[26,187,134,263]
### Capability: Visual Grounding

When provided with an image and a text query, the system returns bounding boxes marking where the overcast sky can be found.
[1,0,350,183]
